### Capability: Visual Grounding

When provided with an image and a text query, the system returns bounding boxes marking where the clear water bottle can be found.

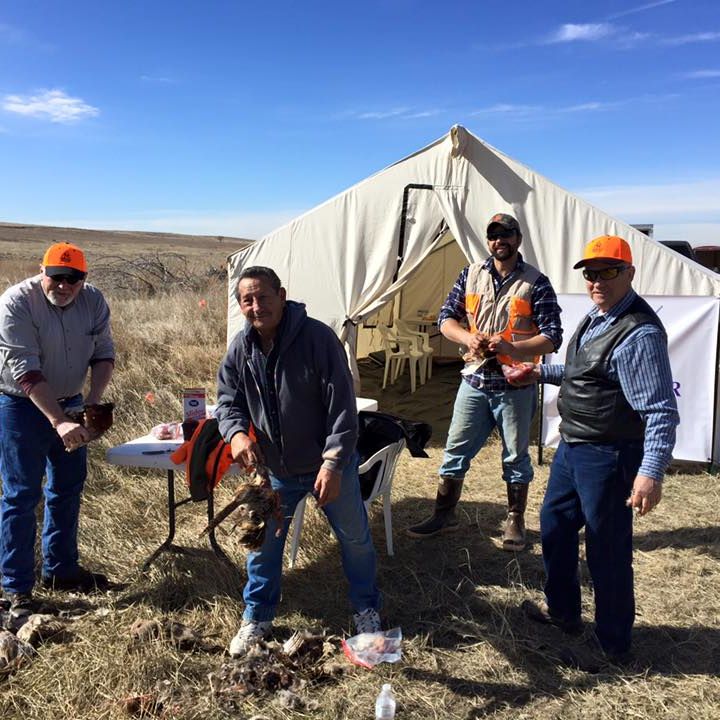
[375,683,396,719]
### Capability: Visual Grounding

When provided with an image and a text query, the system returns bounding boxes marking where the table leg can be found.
[206,491,234,565]
[141,469,234,570]
[141,469,181,570]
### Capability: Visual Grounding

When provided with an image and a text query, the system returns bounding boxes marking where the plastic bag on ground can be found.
[341,627,402,668]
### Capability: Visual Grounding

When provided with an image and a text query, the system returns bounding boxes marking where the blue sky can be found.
[1,0,718,244]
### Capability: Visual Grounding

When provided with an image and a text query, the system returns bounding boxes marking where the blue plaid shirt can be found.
[438,256,563,393]
[541,290,679,481]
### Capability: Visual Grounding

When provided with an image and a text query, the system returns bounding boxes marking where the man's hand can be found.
[55,420,91,452]
[313,467,342,507]
[230,432,265,474]
[626,474,662,517]
[465,331,488,356]
[506,363,541,387]
[488,333,514,358]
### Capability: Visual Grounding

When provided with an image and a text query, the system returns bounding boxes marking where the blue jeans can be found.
[540,440,642,655]
[439,379,537,484]
[0,394,87,594]
[243,452,380,622]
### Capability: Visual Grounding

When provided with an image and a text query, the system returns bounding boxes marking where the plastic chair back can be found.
[361,438,405,555]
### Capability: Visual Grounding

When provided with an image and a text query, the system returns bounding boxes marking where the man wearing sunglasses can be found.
[0,242,115,617]
[407,213,563,551]
[520,235,679,667]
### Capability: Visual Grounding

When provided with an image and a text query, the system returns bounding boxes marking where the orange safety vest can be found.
[463,262,541,366]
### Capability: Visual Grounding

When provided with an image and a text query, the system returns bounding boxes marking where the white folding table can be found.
[106,397,379,569]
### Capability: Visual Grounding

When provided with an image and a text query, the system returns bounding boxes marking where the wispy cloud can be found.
[2,89,99,124]
[470,96,671,119]
[680,69,720,79]
[470,103,541,117]
[560,101,621,112]
[545,23,616,43]
[403,109,443,119]
[140,75,176,84]
[0,22,28,45]
[662,31,720,46]
[544,22,649,47]
[341,107,443,121]
[660,32,720,45]
[0,22,52,51]
[356,107,410,119]
[577,178,720,245]
[578,178,720,220]
[606,0,676,20]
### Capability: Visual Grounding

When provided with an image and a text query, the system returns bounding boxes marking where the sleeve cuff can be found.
[19,370,46,395]
[321,458,344,473]
[638,458,668,483]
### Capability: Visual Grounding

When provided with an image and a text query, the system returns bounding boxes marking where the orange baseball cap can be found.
[42,242,88,275]
[573,235,632,269]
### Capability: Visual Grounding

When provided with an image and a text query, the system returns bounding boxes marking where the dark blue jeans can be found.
[243,452,380,622]
[0,394,87,594]
[540,439,642,655]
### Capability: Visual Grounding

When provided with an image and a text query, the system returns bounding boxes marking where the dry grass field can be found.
[0,232,718,719]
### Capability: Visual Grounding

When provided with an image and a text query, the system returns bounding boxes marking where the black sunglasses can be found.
[48,273,85,285]
[487,229,516,241]
[582,266,628,282]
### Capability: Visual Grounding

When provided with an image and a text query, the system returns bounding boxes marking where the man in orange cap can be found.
[0,242,115,617]
[517,235,679,667]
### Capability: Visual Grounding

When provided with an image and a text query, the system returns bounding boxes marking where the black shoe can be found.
[41,567,110,593]
[521,599,584,636]
[406,512,459,538]
[4,591,37,618]
[558,643,635,673]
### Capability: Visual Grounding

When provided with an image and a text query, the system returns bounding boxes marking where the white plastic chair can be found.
[359,438,405,556]
[395,318,435,381]
[287,438,406,567]
[377,323,424,393]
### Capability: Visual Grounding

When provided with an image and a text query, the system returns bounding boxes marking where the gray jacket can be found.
[216,300,358,478]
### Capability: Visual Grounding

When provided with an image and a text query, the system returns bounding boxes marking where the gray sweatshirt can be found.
[216,300,358,478]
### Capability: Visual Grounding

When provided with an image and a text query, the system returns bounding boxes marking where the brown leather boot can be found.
[406,476,464,538]
[502,483,529,551]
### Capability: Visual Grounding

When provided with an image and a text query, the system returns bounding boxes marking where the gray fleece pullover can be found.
[215,300,358,478]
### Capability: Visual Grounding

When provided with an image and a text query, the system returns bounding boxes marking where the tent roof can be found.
[227,125,720,339]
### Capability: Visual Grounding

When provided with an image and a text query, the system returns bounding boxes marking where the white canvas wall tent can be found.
[227,125,720,465]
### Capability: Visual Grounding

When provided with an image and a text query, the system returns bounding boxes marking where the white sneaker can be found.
[353,607,382,634]
[228,619,272,657]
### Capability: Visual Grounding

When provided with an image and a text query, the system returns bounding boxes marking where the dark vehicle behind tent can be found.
[694,246,720,273]
[659,240,698,262]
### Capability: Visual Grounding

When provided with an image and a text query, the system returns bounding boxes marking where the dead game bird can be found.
[200,466,283,550]
[0,629,35,675]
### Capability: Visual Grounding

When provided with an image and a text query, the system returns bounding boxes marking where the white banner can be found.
[541,294,720,463]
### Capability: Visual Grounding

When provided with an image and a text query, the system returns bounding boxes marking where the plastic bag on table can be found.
[341,627,402,668]
[150,422,183,440]
[500,362,535,383]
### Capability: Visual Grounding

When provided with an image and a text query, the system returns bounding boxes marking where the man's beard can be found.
[46,291,74,307]
[491,245,516,261]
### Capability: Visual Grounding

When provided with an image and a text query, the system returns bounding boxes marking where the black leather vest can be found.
[558,294,665,443]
